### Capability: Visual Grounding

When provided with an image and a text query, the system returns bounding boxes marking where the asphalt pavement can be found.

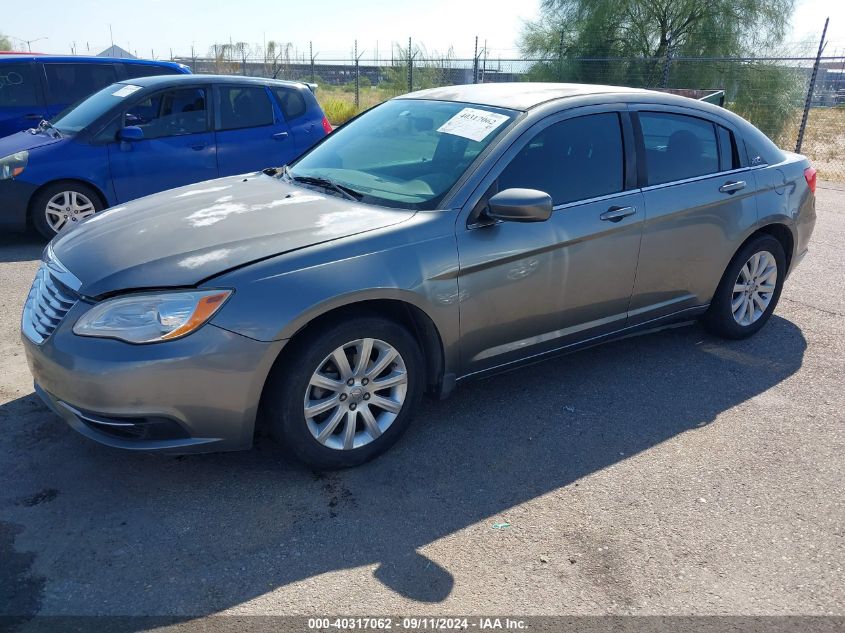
[0,185,842,628]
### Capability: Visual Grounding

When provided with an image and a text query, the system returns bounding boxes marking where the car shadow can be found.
[0,232,44,264]
[0,316,806,625]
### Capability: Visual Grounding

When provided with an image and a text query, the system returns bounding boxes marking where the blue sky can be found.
[4,0,844,59]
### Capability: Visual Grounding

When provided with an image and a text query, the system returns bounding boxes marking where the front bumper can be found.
[0,178,38,232]
[22,302,285,453]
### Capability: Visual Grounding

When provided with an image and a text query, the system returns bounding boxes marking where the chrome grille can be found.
[22,262,79,344]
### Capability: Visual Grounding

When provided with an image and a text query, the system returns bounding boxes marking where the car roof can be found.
[0,54,186,68]
[400,82,660,111]
[114,74,308,89]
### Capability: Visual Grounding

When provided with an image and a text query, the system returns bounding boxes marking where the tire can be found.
[701,234,786,339]
[263,316,425,469]
[31,182,104,239]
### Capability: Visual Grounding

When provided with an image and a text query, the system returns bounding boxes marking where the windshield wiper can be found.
[35,119,61,138]
[288,170,363,202]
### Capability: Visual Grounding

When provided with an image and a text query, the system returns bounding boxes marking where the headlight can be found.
[0,151,28,180]
[73,289,232,344]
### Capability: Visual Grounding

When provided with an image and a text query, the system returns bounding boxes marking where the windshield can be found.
[53,83,143,134]
[290,99,517,210]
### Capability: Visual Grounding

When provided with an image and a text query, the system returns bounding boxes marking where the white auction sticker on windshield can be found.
[112,85,142,98]
[437,107,509,142]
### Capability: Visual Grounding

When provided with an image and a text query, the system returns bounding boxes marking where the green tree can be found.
[522,0,794,64]
[520,0,801,138]
[0,34,12,51]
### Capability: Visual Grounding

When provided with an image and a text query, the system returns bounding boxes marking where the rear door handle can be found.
[190,143,207,151]
[719,180,746,194]
[24,113,43,120]
[272,132,289,141]
[600,206,637,222]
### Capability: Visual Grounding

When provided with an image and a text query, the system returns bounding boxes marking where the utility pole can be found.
[482,39,487,83]
[407,37,413,92]
[109,24,114,49]
[796,17,829,153]
[473,36,479,83]
[661,32,673,88]
[15,36,47,52]
[310,41,315,83]
[558,29,564,81]
[354,40,360,109]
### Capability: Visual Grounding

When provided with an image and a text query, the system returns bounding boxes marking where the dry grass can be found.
[315,85,397,125]
[799,108,845,182]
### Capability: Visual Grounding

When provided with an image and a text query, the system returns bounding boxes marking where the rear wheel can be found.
[31,182,103,239]
[702,234,786,339]
[263,316,424,469]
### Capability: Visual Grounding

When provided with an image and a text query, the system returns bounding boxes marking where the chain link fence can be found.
[175,53,845,182]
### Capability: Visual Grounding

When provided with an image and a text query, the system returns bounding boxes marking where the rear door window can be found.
[272,86,307,120]
[717,125,740,171]
[498,112,625,205]
[0,63,39,108]
[638,112,720,185]
[216,85,275,130]
[44,63,119,106]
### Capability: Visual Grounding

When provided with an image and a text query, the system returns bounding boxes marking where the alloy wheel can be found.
[45,190,97,233]
[304,338,408,450]
[731,250,778,326]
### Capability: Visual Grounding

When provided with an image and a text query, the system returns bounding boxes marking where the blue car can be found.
[0,75,332,237]
[0,55,191,138]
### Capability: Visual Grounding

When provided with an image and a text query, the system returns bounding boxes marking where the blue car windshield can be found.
[290,99,517,210]
[52,83,143,134]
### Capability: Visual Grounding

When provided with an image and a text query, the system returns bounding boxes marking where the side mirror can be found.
[486,188,553,223]
[118,126,144,142]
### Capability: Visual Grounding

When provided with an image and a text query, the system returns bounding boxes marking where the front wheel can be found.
[31,182,104,239]
[263,316,424,469]
[702,234,786,339]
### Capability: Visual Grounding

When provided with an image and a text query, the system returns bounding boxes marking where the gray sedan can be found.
[21,83,816,469]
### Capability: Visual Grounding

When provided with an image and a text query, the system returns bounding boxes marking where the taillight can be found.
[321,116,332,134]
[804,167,817,194]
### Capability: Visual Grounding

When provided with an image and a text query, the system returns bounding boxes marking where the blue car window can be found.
[44,63,118,107]
[53,83,142,135]
[272,86,307,120]
[123,63,181,79]
[217,86,274,130]
[125,88,208,139]
[0,63,39,108]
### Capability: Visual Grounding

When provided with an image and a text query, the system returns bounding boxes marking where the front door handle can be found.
[24,113,43,120]
[190,143,207,151]
[272,132,289,141]
[600,206,637,222]
[719,180,746,194]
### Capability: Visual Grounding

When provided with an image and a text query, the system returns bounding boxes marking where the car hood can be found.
[0,129,64,155]
[50,173,417,297]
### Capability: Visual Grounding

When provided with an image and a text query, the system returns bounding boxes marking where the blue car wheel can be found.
[31,182,104,239]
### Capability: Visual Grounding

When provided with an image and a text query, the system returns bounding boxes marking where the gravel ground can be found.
[0,185,842,626]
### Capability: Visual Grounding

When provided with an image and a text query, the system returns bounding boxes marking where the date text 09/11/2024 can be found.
[306,617,528,630]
